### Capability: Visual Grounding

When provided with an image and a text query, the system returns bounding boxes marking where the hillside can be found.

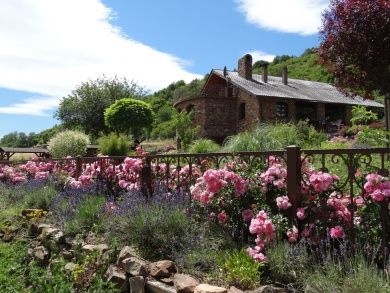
[253,49,333,83]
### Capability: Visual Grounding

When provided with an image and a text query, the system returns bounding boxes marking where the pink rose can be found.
[329,225,345,239]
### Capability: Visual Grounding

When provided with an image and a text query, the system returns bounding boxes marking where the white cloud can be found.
[0,97,59,116]
[236,0,329,35]
[0,0,201,115]
[247,50,275,62]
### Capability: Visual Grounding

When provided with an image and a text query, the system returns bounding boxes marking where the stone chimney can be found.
[238,54,252,80]
[282,66,288,85]
[262,64,268,83]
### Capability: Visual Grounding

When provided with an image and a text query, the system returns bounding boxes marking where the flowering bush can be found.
[48,130,90,158]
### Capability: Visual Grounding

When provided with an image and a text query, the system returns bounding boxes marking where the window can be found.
[186,104,195,113]
[276,102,288,119]
[239,103,246,120]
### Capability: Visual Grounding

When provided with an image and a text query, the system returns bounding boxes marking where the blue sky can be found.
[0,0,329,138]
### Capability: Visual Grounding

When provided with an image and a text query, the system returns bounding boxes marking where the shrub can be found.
[63,194,106,234]
[109,192,194,260]
[50,188,106,234]
[98,133,131,156]
[217,249,263,290]
[223,123,298,152]
[23,184,57,210]
[48,130,90,158]
[267,241,308,286]
[303,254,390,293]
[188,139,220,153]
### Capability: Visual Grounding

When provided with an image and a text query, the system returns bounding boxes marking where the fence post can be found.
[141,155,153,198]
[286,145,302,225]
[75,156,82,179]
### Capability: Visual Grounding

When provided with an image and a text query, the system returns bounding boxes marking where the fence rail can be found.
[1,146,389,244]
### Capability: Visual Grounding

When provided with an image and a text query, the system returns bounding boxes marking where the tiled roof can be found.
[212,69,384,108]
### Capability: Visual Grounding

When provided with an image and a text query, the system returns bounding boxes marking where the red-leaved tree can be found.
[319,0,390,98]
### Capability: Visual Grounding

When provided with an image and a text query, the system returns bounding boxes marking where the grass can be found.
[0,241,27,292]
[141,139,175,152]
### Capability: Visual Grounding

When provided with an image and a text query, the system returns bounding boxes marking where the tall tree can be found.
[319,0,390,98]
[55,76,147,138]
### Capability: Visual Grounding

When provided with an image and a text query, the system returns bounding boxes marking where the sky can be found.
[0,0,329,138]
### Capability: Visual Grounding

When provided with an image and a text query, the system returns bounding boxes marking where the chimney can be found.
[262,64,268,83]
[282,66,288,85]
[237,54,252,80]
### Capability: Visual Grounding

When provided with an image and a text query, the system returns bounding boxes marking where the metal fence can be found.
[2,146,389,244]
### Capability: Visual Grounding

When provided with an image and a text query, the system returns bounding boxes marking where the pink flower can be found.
[309,172,335,192]
[217,211,228,224]
[329,226,345,239]
[242,209,254,222]
[296,208,306,220]
[355,196,365,207]
[276,196,291,210]
[287,226,299,242]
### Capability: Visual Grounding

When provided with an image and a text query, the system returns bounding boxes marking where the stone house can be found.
[174,54,384,142]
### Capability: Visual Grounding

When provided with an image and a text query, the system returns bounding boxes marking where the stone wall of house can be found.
[174,96,237,142]
[259,97,296,122]
[175,97,207,136]
[237,89,260,132]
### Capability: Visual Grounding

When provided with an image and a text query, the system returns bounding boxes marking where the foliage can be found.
[109,192,194,260]
[0,131,38,147]
[319,0,390,97]
[267,241,308,285]
[51,190,106,234]
[303,253,390,293]
[173,77,207,102]
[223,123,307,152]
[0,241,27,292]
[217,249,263,290]
[98,133,131,156]
[351,106,378,125]
[48,130,90,158]
[150,120,177,139]
[175,111,199,150]
[55,76,146,138]
[188,139,220,153]
[253,51,332,83]
[104,98,154,137]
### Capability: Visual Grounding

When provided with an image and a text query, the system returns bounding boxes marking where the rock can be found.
[64,262,77,272]
[120,257,148,276]
[2,232,14,242]
[229,287,243,293]
[61,250,74,260]
[129,276,145,293]
[194,284,227,293]
[39,227,59,240]
[117,246,139,264]
[30,240,41,248]
[145,280,177,293]
[173,274,199,293]
[246,286,286,293]
[105,265,128,292]
[160,278,174,285]
[82,244,109,253]
[32,246,50,264]
[37,223,52,234]
[0,231,4,238]
[53,230,64,244]
[149,260,177,278]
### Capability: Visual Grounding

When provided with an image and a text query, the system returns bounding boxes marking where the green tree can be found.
[104,98,154,138]
[55,76,146,138]
[174,111,199,150]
